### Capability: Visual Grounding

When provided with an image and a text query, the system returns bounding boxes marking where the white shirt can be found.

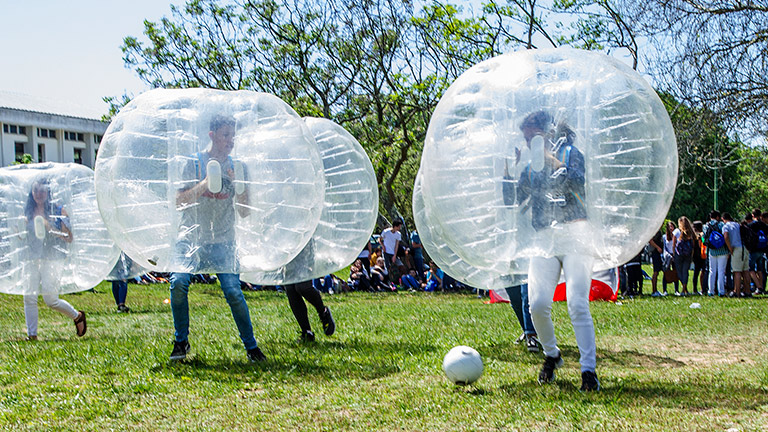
[381,228,402,255]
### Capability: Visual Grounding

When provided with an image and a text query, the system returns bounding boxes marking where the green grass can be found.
[0,282,766,431]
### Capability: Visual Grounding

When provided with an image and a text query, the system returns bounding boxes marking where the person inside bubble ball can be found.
[170,114,266,363]
[23,178,87,340]
[515,110,600,391]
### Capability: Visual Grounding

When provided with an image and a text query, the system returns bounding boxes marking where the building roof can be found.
[0,90,106,121]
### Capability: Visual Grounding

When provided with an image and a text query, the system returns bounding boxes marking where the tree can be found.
[620,0,768,137]
[119,0,651,229]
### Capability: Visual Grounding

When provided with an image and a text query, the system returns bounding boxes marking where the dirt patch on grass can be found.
[643,337,756,367]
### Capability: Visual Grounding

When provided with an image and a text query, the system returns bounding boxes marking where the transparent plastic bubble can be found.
[105,252,146,281]
[95,88,325,273]
[0,163,120,295]
[420,48,677,272]
[242,117,378,284]
[413,172,524,290]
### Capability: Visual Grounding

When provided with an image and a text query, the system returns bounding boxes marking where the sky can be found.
[0,0,180,118]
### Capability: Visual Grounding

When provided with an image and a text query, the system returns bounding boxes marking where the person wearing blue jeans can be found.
[170,114,265,363]
[505,284,540,352]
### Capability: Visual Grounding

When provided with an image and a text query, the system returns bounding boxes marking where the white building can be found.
[0,91,108,168]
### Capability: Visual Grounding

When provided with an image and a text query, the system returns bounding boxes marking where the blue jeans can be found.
[170,271,258,350]
[507,284,535,335]
[112,280,127,305]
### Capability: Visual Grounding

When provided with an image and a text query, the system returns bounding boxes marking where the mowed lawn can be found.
[0,281,766,431]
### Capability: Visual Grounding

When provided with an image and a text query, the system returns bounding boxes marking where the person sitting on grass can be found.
[425,262,443,292]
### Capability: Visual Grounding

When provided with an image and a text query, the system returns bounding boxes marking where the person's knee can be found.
[42,295,60,308]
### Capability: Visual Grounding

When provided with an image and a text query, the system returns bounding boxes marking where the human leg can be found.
[506,286,526,333]
[218,273,258,350]
[112,280,128,310]
[41,294,79,319]
[285,282,312,334]
[528,256,563,359]
[23,295,39,337]
[562,255,597,373]
[169,272,192,343]
[714,255,728,295]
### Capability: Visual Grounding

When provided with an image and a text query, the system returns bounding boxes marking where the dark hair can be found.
[745,213,754,222]
[24,178,51,220]
[753,209,762,219]
[722,212,733,222]
[763,212,768,219]
[392,220,403,228]
[693,220,703,232]
[709,210,721,220]
[520,111,553,132]
[209,114,235,132]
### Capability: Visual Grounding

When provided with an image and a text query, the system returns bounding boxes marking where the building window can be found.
[37,128,56,138]
[3,124,26,134]
[15,142,25,162]
[73,148,83,164]
[64,131,85,142]
[37,144,45,162]
[94,134,103,144]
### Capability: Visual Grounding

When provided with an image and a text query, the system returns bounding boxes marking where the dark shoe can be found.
[298,330,315,342]
[117,304,130,313]
[526,335,540,353]
[321,307,335,336]
[580,370,601,392]
[538,353,564,384]
[26,335,37,341]
[169,340,191,361]
[247,347,267,362]
[74,311,87,337]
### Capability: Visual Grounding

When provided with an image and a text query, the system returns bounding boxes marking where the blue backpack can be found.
[705,223,725,249]
[675,238,693,258]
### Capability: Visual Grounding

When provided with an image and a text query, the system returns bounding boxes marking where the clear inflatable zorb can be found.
[419,48,678,273]
[242,117,378,284]
[0,163,120,295]
[95,88,325,274]
[412,171,521,290]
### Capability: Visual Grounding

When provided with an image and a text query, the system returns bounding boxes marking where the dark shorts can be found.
[651,251,663,272]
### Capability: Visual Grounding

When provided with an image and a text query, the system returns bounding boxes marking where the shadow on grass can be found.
[483,342,685,369]
[149,338,438,382]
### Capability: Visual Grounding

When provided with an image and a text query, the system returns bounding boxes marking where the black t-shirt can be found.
[650,231,663,254]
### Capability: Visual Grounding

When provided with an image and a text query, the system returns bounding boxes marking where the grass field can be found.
[0,281,766,431]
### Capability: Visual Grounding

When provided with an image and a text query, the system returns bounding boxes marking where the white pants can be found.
[23,265,78,336]
[528,255,596,372]
[708,254,728,296]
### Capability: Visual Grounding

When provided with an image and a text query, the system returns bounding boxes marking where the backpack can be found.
[698,237,707,260]
[704,223,725,249]
[675,238,693,258]
[741,223,758,251]
[757,229,768,250]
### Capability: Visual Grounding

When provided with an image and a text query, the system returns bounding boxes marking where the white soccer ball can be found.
[442,346,483,385]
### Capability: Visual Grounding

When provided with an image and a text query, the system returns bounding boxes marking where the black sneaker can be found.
[580,370,601,392]
[321,307,335,336]
[247,347,266,362]
[299,330,315,342]
[538,353,564,384]
[526,335,540,353]
[169,340,190,361]
[117,304,130,313]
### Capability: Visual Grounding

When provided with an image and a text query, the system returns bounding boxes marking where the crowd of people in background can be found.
[622,209,768,298]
